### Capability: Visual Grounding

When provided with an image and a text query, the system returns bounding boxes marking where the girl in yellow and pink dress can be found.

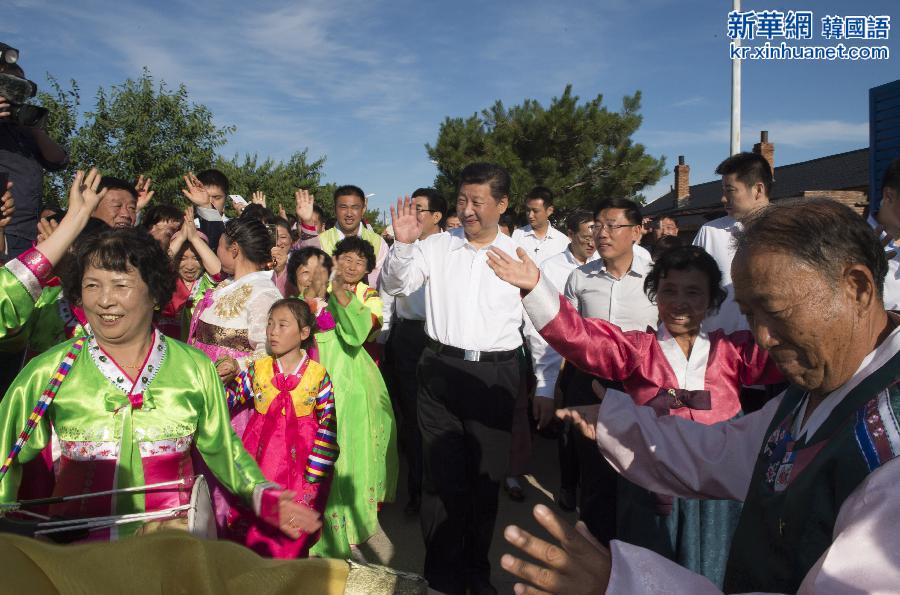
[226,298,338,558]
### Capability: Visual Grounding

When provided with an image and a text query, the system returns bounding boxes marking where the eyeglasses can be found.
[415,207,436,213]
[593,222,640,232]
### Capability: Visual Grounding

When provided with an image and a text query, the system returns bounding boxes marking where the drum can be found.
[1,476,217,541]
[135,475,216,539]
[187,474,216,539]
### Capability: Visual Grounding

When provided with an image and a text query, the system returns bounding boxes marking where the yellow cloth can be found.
[2,531,347,594]
[252,356,326,417]
[1,531,428,594]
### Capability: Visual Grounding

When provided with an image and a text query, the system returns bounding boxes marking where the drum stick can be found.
[0,478,189,511]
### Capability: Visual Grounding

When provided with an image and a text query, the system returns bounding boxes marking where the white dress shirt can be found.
[867,213,900,311]
[381,227,525,351]
[512,225,570,267]
[378,240,431,343]
[527,247,600,398]
[692,215,747,334]
[563,249,658,332]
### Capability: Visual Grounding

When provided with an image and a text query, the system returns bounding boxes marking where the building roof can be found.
[644,147,869,217]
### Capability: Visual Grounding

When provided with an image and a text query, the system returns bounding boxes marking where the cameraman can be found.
[0,43,68,258]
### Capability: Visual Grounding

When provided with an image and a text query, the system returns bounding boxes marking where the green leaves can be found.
[214,149,329,219]
[35,69,332,217]
[426,85,668,219]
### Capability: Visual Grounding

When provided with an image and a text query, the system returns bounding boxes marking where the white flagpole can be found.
[731,0,742,155]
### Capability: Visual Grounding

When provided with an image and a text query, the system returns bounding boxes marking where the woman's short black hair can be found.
[333,236,375,273]
[643,245,727,313]
[62,227,176,309]
[223,216,273,267]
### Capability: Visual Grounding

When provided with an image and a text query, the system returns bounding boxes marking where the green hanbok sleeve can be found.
[327,291,375,348]
[192,350,268,504]
[0,267,37,341]
[0,346,61,502]
[0,249,55,340]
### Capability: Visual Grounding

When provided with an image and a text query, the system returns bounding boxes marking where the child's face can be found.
[178,247,203,283]
[266,306,311,357]
[335,251,367,285]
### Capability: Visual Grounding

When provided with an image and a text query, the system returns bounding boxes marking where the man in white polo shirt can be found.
[382,163,526,595]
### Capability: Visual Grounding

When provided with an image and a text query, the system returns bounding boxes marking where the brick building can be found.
[643,131,869,237]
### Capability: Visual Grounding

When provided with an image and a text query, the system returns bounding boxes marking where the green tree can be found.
[214,150,329,218]
[68,69,234,206]
[427,85,667,217]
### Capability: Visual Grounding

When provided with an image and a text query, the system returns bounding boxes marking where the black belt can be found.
[426,338,519,362]
[395,318,425,325]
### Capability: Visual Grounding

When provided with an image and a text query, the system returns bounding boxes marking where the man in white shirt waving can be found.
[382,163,526,595]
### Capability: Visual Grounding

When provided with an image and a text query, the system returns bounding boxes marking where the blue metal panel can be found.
[870,80,900,213]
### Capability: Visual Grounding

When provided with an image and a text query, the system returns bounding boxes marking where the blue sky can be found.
[5,0,897,218]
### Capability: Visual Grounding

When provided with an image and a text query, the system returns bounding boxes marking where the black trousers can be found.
[387,319,428,500]
[560,366,620,545]
[417,346,522,594]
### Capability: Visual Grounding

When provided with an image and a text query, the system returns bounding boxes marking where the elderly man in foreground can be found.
[488,198,900,594]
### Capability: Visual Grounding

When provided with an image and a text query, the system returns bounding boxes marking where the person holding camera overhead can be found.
[0,43,68,259]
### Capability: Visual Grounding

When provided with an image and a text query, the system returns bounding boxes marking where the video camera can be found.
[0,42,49,128]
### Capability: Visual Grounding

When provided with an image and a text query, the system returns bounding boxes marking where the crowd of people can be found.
[2,51,900,592]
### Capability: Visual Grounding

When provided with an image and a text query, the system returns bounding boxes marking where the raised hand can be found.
[36,218,59,243]
[0,182,14,229]
[68,168,107,216]
[278,204,288,220]
[501,504,612,594]
[277,490,322,538]
[271,244,289,272]
[135,175,155,211]
[252,190,266,207]
[486,246,539,291]
[295,189,315,225]
[389,195,421,244]
[330,268,353,306]
[181,172,211,208]
[181,207,198,242]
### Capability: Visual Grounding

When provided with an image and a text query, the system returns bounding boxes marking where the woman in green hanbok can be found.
[286,243,398,559]
[0,211,319,542]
